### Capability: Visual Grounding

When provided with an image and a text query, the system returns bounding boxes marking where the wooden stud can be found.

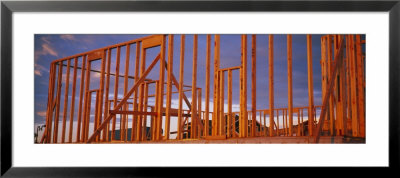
[68,57,78,143]
[205,35,211,137]
[251,35,257,137]
[122,45,130,141]
[213,35,220,136]
[95,50,107,142]
[276,110,279,136]
[335,35,344,136]
[355,35,365,138]
[84,92,92,141]
[227,70,232,138]
[156,35,166,140]
[349,35,359,137]
[269,34,274,137]
[76,56,87,142]
[239,35,248,138]
[53,61,64,143]
[142,83,149,140]
[301,109,304,136]
[61,59,71,143]
[131,42,141,141]
[282,110,286,136]
[287,34,293,136]
[297,110,301,136]
[165,34,174,140]
[259,111,262,136]
[197,89,202,137]
[326,35,335,136]
[321,37,327,135]
[306,34,314,136]
[264,112,268,136]
[102,49,112,141]
[112,46,121,140]
[137,44,147,141]
[177,35,185,140]
[191,35,198,139]
[153,81,160,141]
[93,91,100,142]
[44,63,56,143]
[340,35,348,137]
[219,70,225,136]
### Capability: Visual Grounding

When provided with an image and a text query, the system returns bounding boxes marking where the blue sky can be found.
[34,34,356,127]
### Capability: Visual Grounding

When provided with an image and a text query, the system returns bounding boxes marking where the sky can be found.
[34,34,363,141]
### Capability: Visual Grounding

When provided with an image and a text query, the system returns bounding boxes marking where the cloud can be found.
[40,36,51,44]
[34,63,50,76]
[37,110,47,117]
[35,36,58,58]
[41,43,58,57]
[60,34,77,41]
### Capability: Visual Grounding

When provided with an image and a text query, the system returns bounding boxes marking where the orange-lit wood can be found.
[156,35,166,140]
[68,57,78,143]
[205,34,211,137]
[131,43,141,141]
[356,35,365,137]
[191,35,198,139]
[61,59,71,143]
[53,61,63,143]
[227,69,232,138]
[213,35,220,136]
[177,35,185,140]
[103,49,111,141]
[269,34,274,137]
[165,35,174,140]
[287,34,293,136]
[112,46,121,140]
[251,35,257,137]
[239,35,248,138]
[122,45,130,141]
[76,56,87,142]
[306,34,314,136]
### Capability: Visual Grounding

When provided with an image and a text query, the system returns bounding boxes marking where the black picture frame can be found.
[1,0,399,177]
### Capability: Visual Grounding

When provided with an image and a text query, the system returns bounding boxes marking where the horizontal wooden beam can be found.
[109,110,158,116]
[219,66,241,71]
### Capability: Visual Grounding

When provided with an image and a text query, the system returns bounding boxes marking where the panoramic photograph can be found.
[34,34,366,144]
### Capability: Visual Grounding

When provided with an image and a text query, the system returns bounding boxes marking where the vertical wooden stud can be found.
[306,34,314,136]
[112,46,121,140]
[131,43,141,141]
[102,49,111,141]
[177,35,185,140]
[228,70,232,138]
[269,34,274,137]
[76,56,87,142]
[355,35,365,138]
[287,35,293,136]
[205,35,211,137]
[191,35,198,139]
[251,35,257,137]
[165,34,174,140]
[157,35,166,140]
[53,61,64,143]
[122,45,130,141]
[213,35,220,136]
[61,59,71,143]
[68,58,78,143]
